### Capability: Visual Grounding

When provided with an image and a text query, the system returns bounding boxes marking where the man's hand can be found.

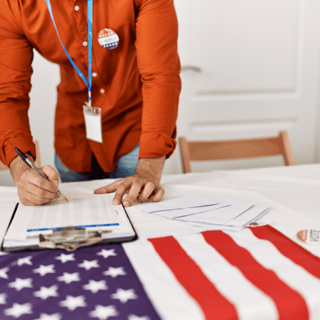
[10,156,60,206]
[94,156,166,207]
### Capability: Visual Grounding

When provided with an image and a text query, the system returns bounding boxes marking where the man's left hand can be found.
[94,156,166,207]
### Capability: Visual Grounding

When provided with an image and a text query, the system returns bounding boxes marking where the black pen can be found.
[14,147,68,202]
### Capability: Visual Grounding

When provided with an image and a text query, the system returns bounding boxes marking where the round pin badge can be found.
[98,28,119,50]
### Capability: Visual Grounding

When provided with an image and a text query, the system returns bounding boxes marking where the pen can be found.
[14,147,68,202]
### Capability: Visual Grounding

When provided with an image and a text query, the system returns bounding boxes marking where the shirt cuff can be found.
[139,131,177,159]
[1,138,36,167]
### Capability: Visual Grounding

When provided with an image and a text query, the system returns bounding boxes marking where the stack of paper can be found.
[138,195,268,231]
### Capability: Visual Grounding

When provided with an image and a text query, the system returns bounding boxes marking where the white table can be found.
[1,164,320,256]
[1,164,320,320]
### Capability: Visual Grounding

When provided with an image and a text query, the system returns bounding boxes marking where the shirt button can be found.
[92,72,98,77]
[83,41,88,47]
[74,5,80,11]
[100,88,105,94]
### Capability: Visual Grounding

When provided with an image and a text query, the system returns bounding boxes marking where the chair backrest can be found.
[179,131,295,173]
[0,141,41,171]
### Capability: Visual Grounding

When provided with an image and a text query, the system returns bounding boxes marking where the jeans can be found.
[54,144,139,182]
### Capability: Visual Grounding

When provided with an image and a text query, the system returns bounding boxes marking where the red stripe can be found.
[149,236,239,320]
[202,230,309,320]
[250,225,320,279]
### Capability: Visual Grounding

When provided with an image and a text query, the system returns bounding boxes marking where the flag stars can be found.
[35,313,62,320]
[0,293,7,304]
[57,272,80,284]
[128,315,150,320]
[34,285,58,300]
[89,305,118,320]
[34,264,55,276]
[0,267,9,279]
[111,288,138,303]
[8,278,32,291]
[78,259,100,270]
[97,249,116,259]
[55,253,75,263]
[17,256,32,266]
[103,266,126,278]
[60,295,86,311]
[83,280,108,293]
[4,303,32,318]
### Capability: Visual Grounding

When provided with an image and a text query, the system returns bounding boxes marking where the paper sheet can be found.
[174,203,254,224]
[6,193,121,240]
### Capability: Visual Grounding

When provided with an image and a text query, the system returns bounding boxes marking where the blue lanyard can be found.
[45,0,93,103]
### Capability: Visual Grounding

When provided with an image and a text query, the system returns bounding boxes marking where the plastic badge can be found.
[98,28,119,49]
[83,102,103,143]
[297,229,320,245]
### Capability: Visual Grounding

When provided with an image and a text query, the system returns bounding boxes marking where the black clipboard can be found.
[1,202,137,253]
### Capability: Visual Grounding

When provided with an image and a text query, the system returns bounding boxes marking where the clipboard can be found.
[1,193,137,253]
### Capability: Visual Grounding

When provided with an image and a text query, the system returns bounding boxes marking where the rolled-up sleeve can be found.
[135,0,181,159]
[0,0,35,167]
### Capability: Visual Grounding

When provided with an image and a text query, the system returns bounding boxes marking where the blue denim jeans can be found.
[55,144,139,182]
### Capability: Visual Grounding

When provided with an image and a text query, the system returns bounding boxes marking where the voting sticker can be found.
[98,28,119,49]
[83,103,103,143]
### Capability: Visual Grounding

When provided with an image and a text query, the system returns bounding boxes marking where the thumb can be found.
[41,165,60,185]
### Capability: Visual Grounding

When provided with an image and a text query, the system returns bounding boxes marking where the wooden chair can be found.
[0,141,41,170]
[179,131,295,173]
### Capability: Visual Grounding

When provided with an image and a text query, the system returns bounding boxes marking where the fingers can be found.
[94,180,121,194]
[41,165,60,184]
[17,166,60,206]
[105,178,164,207]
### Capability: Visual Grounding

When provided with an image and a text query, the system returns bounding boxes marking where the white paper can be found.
[151,204,231,219]
[6,193,123,240]
[174,203,254,224]
[138,194,219,213]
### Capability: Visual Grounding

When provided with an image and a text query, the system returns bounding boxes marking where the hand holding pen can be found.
[12,147,68,205]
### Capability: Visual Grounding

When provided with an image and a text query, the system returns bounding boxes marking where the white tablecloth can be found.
[1,164,320,256]
[1,164,320,320]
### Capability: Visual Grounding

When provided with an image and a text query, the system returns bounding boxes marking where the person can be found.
[0,0,181,206]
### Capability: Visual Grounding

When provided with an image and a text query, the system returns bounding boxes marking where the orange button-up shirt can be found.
[0,0,181,172]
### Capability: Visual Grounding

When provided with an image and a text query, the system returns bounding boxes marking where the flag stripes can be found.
[250,225,320,279]
[176,233,278,320]
[123,238,205,320]
[149,236,239,320]
[202,230,309,320]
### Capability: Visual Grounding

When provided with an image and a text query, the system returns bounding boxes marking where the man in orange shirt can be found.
[0,0,181,206]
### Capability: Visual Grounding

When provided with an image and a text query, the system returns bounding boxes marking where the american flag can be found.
[0,225,320,320]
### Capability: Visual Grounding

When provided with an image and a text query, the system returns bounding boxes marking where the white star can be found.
[111,288,138,303]
[34,313,62,320]
[4,303,32,318]
[128,315,150,320]
[89,305,118,320]
[103,267,126,278]
[55,253,75,263]
[83,280,108,293]
[0,267,9,279]
[78,260,99,270]
[34,264,55,276]
[60,295,86,311]
[0,293,6,304]
[97,249,116,259]
[17,256,32,266]
[57,272,80,284]
[34,285,58,300]
[8,278,32,291]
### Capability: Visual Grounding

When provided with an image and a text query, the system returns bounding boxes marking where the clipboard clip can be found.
[38,226,111,252]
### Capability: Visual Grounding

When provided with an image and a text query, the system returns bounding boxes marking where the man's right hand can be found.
[10,155,60,206]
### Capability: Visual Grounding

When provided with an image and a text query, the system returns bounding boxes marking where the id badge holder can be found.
[83,102,103,143]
